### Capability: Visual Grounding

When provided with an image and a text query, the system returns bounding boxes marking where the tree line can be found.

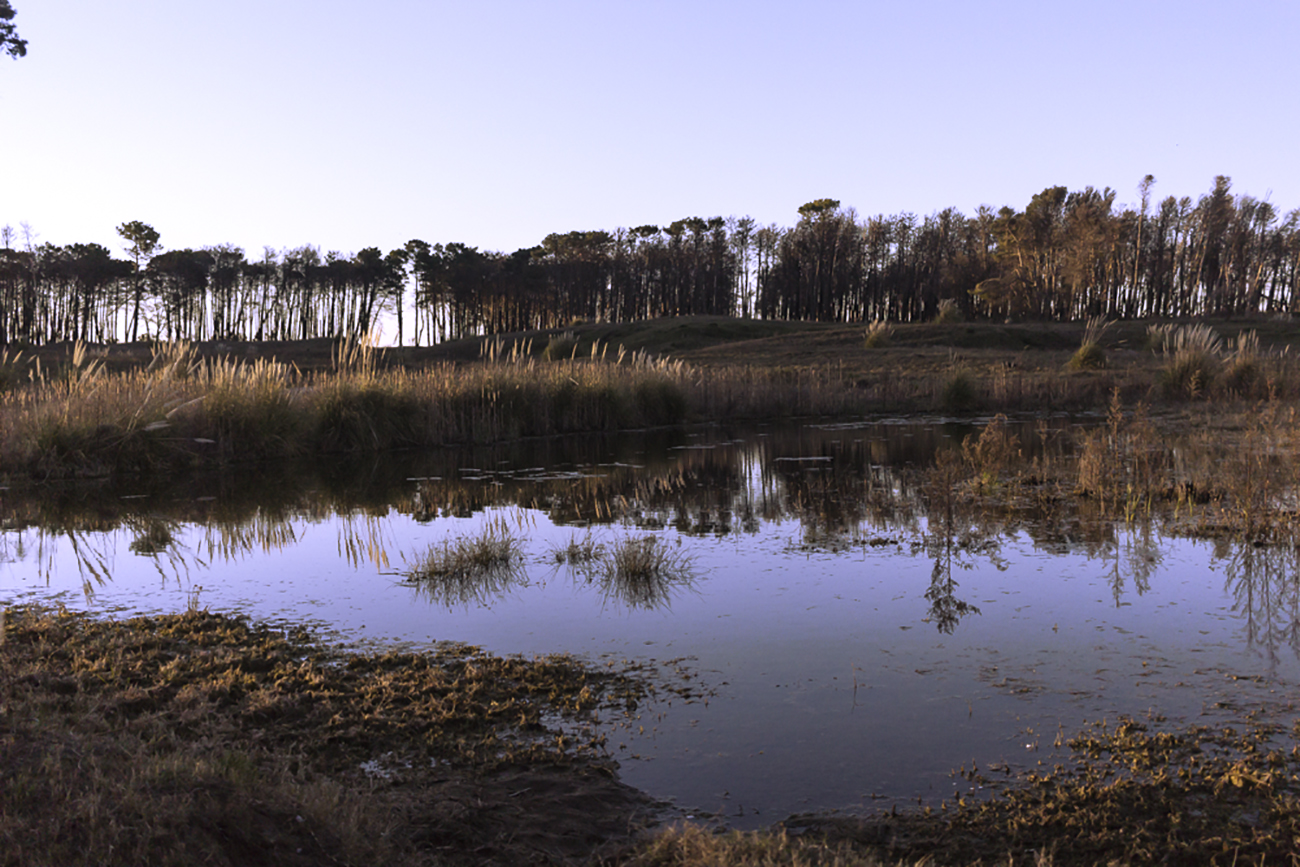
[4,175,1300,346]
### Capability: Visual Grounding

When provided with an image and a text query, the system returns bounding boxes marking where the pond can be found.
[3,418,1298,828]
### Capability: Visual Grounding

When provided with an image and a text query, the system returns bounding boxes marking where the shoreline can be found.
[4,604,1299,866]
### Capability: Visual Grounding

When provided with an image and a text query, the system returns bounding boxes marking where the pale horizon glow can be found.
[4,1,1297,259]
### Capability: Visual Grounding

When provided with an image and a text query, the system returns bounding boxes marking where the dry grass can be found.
[862,320,894,349]
[1159,322,1223,398]
[550,531,607,570]
[1065,315,1111,371]
[617,825,903,866]
[933,298,963,324]
[403,516,527,606]
[8,319,1300,482]
[0,605,664,867]
[549,532,696,610]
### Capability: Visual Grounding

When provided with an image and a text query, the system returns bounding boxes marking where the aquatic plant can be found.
[550,531,606,570]
[598,535,695,610]
[404,517,526,606]
[1074,391,1165,518]
[961,413,1020,495]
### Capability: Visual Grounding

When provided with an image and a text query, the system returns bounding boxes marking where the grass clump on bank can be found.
[1160,323,1223,398]
[1065,316,1111,371]
[861,320,894,348]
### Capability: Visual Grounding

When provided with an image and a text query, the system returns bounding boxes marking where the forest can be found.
[3,175,1299,346]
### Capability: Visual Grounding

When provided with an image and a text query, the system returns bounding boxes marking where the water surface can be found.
[3,419,1296,826]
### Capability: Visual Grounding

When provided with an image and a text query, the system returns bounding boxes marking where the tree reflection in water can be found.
[5,417,1300,651]
[1220,540,1300,668]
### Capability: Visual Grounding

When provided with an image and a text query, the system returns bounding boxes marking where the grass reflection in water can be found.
[400,522,698,613]
[401,515,527,607]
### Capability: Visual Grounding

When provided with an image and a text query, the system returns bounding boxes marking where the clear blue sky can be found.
[3,0,1296,258]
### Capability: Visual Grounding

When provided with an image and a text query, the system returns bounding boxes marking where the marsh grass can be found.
[618,825,903,866]
[1075,391,1165,518]
[0,610,670,867]
[598,535,696,610]
[403,516,526,606]
[550,531,606,572]
[8,323,1300,480]
[1065,316,1111,371]
[862,319,894,348]
[0,344,701,477]
[1144,322,1175,352]
[0,605,658,866]
[1160,323,1222,398]
[960,413,1020,495]
[127,518,176,555]
[938,367,979,413]
[1221,328,1262,395]
[550,532,695,610]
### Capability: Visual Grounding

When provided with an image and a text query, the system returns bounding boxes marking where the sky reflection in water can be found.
[2,419,1297,827]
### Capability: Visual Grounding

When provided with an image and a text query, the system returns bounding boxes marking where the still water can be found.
[3,419,1297,827]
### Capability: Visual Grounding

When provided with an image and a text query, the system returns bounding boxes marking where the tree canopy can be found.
[5,176,1300,346]
[1,1,26,59]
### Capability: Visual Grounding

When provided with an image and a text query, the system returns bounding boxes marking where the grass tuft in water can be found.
[599,535,695,610]
[404,517,527,606]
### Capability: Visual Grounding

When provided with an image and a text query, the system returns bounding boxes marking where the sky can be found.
[3,0,1298,259]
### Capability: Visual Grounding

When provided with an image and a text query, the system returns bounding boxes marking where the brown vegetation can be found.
[0,605,670,866]
[6,317,1300,483]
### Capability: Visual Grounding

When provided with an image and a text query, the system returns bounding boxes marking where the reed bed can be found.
[8,331,1300,480]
